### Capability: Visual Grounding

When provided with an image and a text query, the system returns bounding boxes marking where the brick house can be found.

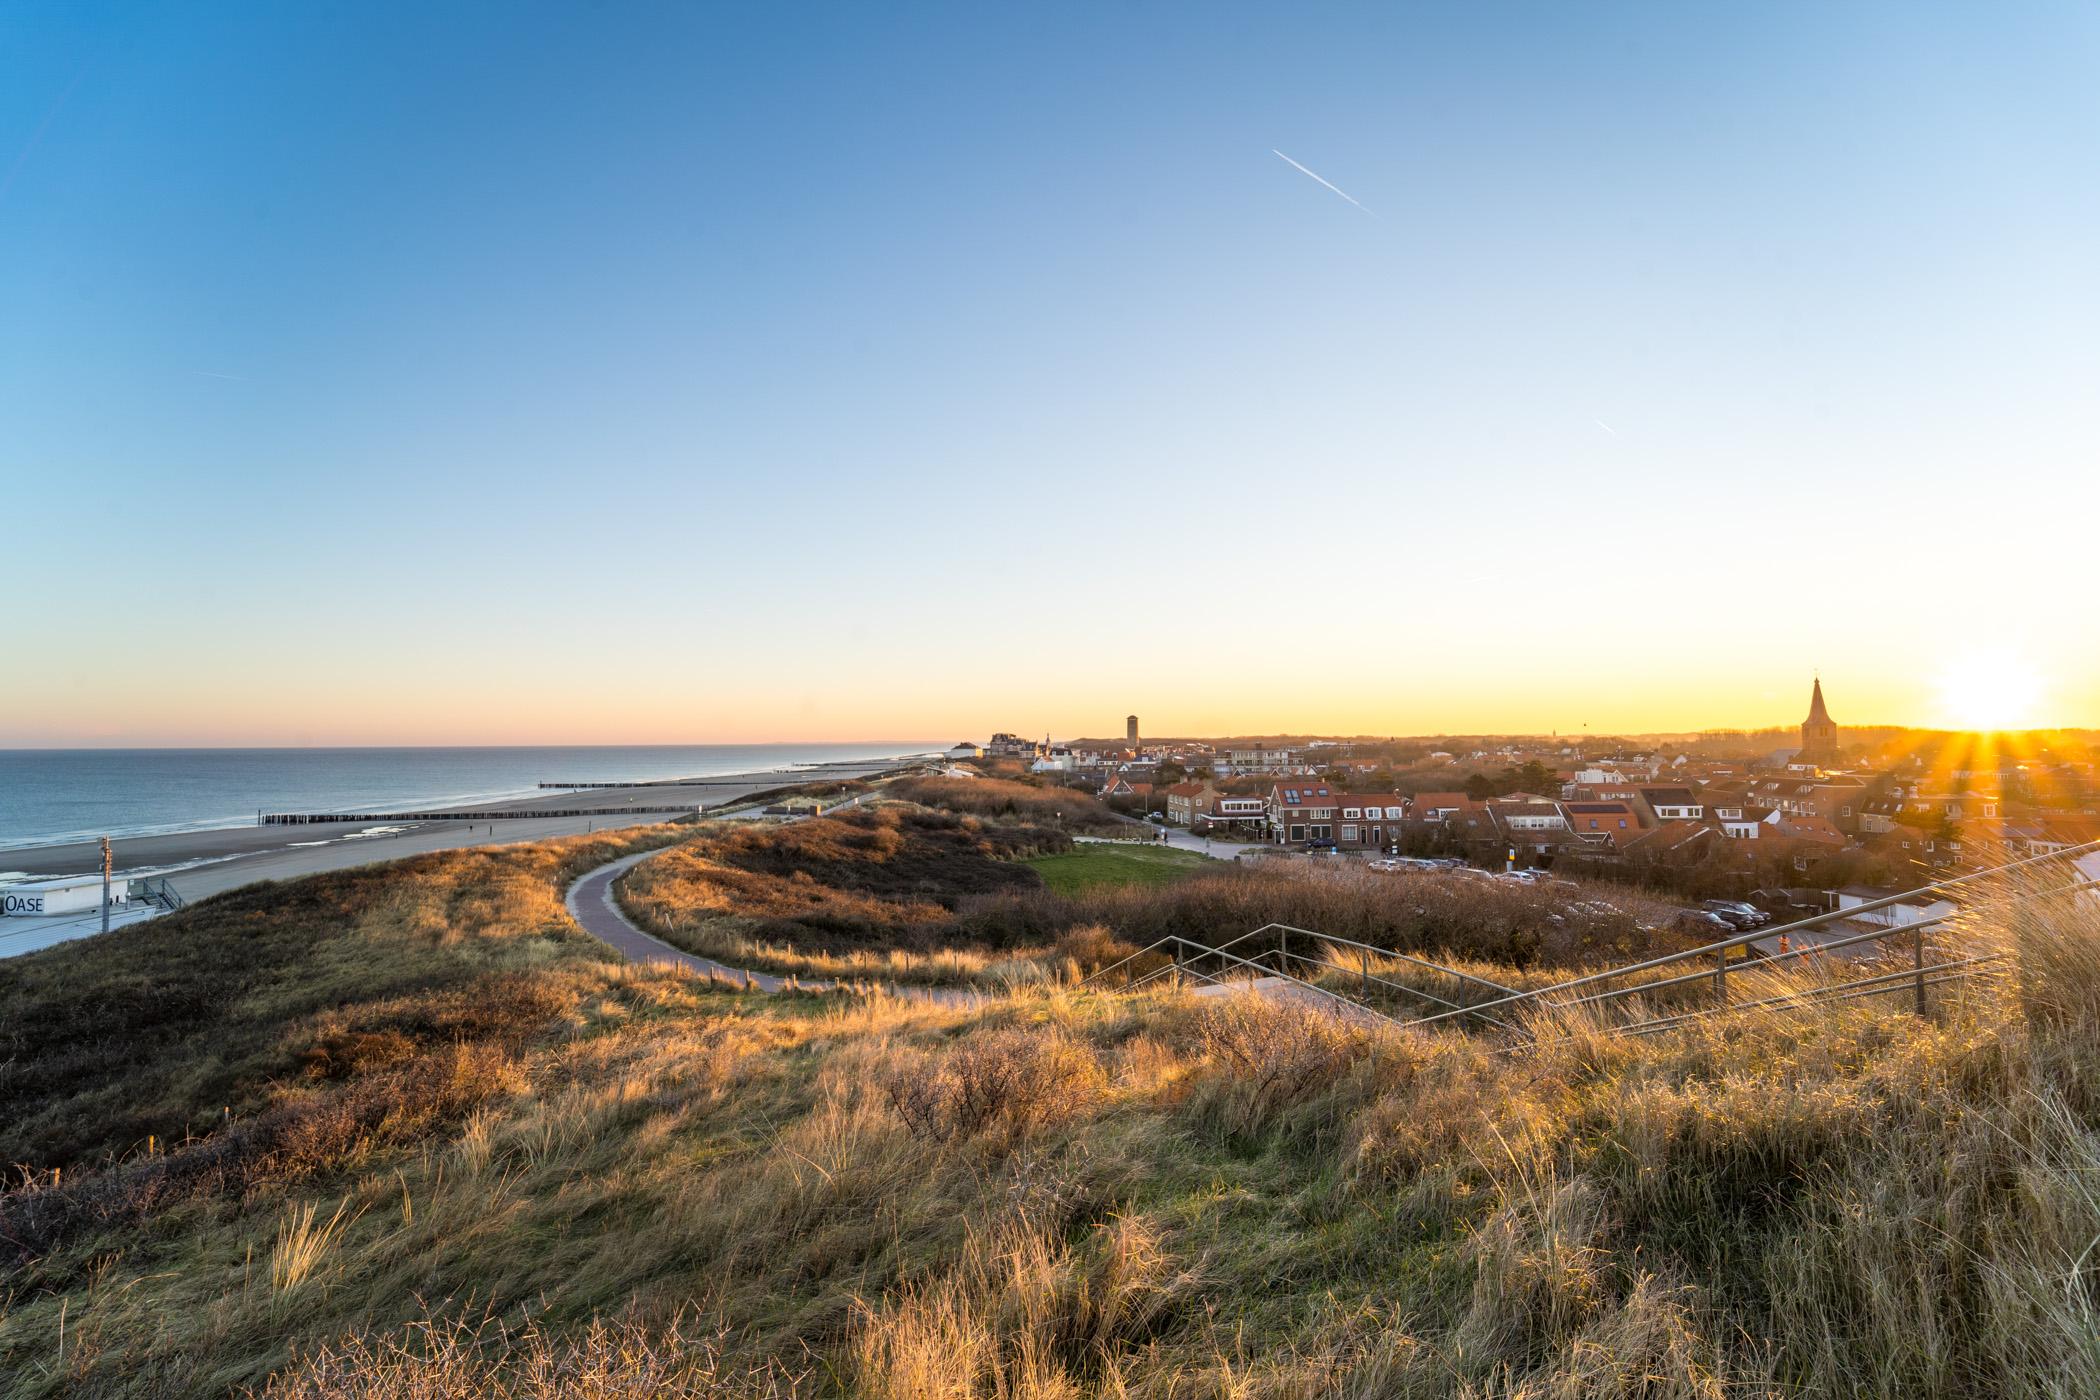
[1269,781,1338,845]
[1334,794,1408,851]
[1162,781,1220,827]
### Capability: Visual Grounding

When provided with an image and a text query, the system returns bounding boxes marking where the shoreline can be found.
[0,757,919,907]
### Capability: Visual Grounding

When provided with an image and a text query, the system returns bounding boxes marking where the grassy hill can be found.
[2,821,2097,1397]
[1022,844,1212,895]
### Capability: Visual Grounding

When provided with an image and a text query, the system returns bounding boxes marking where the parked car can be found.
[1676,909,1737,934]
[1702,899,1770,927]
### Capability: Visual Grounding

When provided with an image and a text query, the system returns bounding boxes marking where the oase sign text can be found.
[2,893,47,916]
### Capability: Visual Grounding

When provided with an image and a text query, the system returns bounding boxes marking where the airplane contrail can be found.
[1271,149,1374,215]
[1593,419,1619,437]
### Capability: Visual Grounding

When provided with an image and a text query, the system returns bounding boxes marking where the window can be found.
[1341,825,1359,842]
[1343,807,1361,819]
[1289,825,1305,841]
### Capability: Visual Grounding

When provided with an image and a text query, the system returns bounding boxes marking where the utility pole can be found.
[100,837,113,936]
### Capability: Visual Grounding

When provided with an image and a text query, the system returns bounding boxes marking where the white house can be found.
[945,742,982,762]
[1832,886,1957,930]
[2,875,128,918]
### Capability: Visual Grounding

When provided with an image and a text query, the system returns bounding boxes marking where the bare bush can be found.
[883,1026,1106,1146]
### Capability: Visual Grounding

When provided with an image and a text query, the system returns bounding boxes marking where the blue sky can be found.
[4,2,2097,743]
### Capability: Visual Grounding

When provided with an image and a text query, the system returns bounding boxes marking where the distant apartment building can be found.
[1218,744,1303,776]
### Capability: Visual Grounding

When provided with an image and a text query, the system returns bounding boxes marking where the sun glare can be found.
[1935,650,2045,732]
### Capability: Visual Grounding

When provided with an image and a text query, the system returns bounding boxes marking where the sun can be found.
[1934,650,2045,731]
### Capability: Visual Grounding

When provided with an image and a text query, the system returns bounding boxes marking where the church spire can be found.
[1799,676,1839,763]
[1806,676,1831,725]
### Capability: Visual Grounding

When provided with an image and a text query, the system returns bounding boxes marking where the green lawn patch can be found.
[1023,843,1212,895]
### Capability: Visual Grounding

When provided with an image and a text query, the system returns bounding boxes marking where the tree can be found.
[1464,772,1497,801]
[1512,760,1558,794]
[1154,760,1187,785]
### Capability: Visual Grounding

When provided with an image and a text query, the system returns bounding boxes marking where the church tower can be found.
[1799,677,1839,764]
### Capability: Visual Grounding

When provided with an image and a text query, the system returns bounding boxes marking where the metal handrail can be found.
[1085,923,1280,987]
[1546,876,2100,1017]
[1251,923,1520,995]
[1085,919,1512,998]
[1115,936,1403,1026]
[1614,952,2010,1037]
[1401,839,2100,1032]
[1116,935,1523,1031]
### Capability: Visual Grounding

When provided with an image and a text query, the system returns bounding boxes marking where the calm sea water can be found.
[0,744,938,850]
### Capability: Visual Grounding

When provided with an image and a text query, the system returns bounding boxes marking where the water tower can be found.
[1126,714,1140,747]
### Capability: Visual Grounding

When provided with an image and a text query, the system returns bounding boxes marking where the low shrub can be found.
[883,1026,1106,1147]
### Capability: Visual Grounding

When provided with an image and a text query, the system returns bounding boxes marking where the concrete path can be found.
[563,846,984,1009]
[1075,822,1265,860]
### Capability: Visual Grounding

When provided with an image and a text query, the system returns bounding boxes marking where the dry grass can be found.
[884,775,1129,834]
[616,806,1067,986]
[261,1311,809,1399]
[7,826,2100,1398]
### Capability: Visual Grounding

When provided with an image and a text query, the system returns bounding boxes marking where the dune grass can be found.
[1022,844,1211,895]
[882,775,1129,834]
[5,832,2100,1396]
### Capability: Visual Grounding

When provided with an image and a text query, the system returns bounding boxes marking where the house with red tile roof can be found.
[1560,800,1642,850]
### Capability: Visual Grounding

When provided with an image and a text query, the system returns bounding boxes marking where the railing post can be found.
[1172,940,1182,990]
[1914,923,1927,1017]
[1714,948,1728,1008]
[1360,945,1368,996]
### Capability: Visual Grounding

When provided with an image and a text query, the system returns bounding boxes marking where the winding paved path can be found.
[563,846,984,1008]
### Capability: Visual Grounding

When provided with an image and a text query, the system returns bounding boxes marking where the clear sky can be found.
[4,2,2096,746]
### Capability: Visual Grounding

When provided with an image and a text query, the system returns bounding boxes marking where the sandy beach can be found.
[0,758,916,907]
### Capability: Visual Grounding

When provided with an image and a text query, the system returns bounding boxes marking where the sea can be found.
[0,744,939,851]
